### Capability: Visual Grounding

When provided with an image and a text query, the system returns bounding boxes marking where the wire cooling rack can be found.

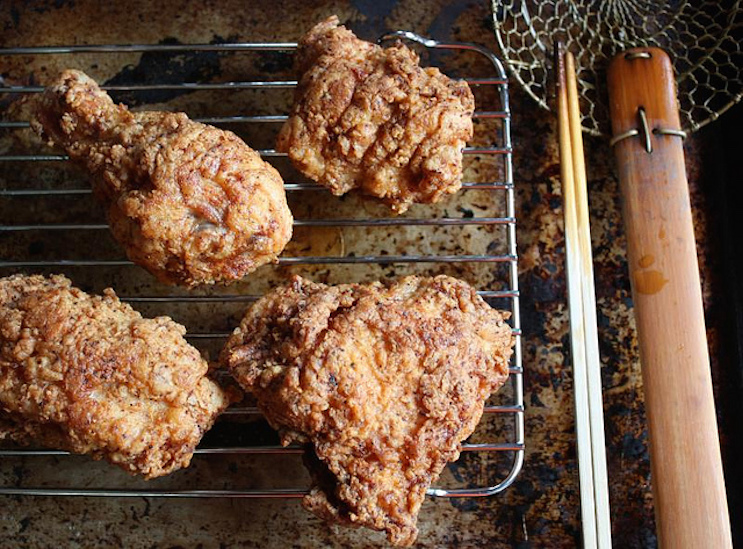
[0,33,523,499]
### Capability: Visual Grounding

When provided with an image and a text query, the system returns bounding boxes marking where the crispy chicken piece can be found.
[277,16,475,214]
[31,70,292,286]
[222,275,513,546]
[0,274,231,479]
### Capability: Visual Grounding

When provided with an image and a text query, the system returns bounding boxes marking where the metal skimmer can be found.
[0,34,523,499]
[493,0,743,136]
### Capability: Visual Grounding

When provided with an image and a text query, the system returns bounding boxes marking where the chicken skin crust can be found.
[221,275,513,546]
[277,16,475,214]
[0,274,231,479]
[32,70,292,286]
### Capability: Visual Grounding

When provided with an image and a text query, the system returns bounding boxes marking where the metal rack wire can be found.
[0,33,523,499]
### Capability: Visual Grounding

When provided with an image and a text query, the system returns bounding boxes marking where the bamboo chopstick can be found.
[565,50,612,549]
[556,43,612,549]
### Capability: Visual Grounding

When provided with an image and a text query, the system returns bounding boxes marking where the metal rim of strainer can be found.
[492,0,743,137]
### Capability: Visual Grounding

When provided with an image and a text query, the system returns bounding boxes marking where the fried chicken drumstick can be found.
[32,70,292,286]
[277,16,475,213]
[222,275,513,546]
[0,274,231,479]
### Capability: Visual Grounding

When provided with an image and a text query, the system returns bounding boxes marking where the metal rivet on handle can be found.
[637,107,652,153]
[653,128,688,139]
[625,51,652,60]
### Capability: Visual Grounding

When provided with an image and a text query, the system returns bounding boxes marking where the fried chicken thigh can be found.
[0,274,231,478]
[32,70,292,286]
[222,275,513,546]
[277,16,475,213]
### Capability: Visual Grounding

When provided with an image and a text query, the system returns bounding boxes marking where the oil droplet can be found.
[634,269,669,295]
[638,254,655,268]
[659,226,667,240]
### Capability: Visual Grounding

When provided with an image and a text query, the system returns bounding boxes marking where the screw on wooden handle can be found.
[607,48,732,549]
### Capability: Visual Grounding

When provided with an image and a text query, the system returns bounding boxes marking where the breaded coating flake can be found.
[0,274,230,478]
[222,275,513,545]
[277,16,475,213]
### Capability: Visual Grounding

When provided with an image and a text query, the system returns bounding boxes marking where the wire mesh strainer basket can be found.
[493,0,743,136]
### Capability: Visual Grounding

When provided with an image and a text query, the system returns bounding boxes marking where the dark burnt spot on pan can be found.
[200,418,280,448]
[256,51,293,75]
[456,206,474,218]
[30,0,74,14]
[6,5,20,31]
[12,464,26,486]
[447,452,473,483]
[529,391,545,407]
[620,430,649,461]
[531,460,560,489]
[6,1,71,30]
[18,516,31,533]
[520,269,559,309]
[27,240,45,256]
[104,36,236,106]
[448,496,479,512]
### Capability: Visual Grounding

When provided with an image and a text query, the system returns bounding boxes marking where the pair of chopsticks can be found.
[555,44,612,549]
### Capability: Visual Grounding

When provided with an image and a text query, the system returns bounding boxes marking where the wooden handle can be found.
[607,48,732,548]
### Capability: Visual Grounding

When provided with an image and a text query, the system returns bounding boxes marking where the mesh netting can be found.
[492,0,743,136]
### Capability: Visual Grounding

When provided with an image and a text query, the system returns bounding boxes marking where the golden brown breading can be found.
[0,274,231,479]
[221,275,513,546]
[277,16,475,214]
[32,70,293,286]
